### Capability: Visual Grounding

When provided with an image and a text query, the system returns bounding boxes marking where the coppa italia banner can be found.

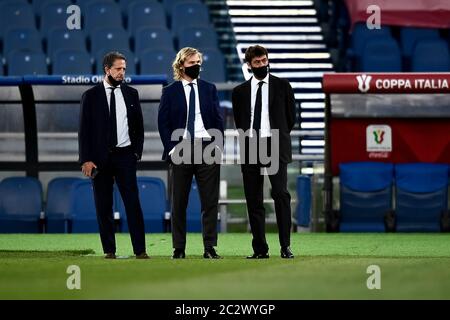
[323,73,450,94]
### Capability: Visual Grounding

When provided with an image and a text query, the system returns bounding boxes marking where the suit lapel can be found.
[98,83,109,119]
[242,79,252,128]
[176,81,188,126]
[268,74,276,115]
[198,79,207,121]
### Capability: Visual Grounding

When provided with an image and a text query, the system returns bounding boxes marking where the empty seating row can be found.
[337,162,450,233]
[1,25,219,57]
[0,0,210,37]
[0,176,204,233]
[346,23,450,72]
[2,48,226,82]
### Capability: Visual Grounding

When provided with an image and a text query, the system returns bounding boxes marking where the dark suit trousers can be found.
[241,161,292,254]
[170,144,220,249]
[92,146,146,255]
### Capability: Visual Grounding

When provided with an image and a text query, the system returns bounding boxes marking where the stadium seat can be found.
[139,49,176,78]
[84,1,122,33]
[115,177,166,233]
[360,38,402,72]
[186,179,202,232]
[200,49,227,82]
[40,1,74,35]
[171,2,210,35]
[33,0,72,16]
[3,28,43,57]
[399,27,440,59]
[127,1,166,34]
[346,23,392,71]
[0,57,4,76]
[45,177,84,233]
[163,0,201,15]
[46,28,86,57]
[0,177,42,233]
[296,175,312,228]
[75,0,115,12]
[134,27,174,52]
[338,162,394,232]
[7,51,48,76]
[0,3,36,38]
[90,27,130,59]
[52,49,93,75]
[394,163,449,232]
[68,180,99,233]
[95,49,136,75]
[177,26,218,50]
[411,39,450,72]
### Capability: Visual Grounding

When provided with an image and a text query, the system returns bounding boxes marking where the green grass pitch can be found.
[1,233,450,299]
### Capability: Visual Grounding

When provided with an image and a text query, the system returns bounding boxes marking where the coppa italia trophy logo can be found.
[366,125,392,158]
[357,74,372,93]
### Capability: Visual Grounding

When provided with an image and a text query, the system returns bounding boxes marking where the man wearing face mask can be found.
[158,47,224,259]
[232,45,296,259]
[79,52,148,259]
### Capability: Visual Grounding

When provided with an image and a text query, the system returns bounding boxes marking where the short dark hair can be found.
[102,51,126,74]
[244,45,268,63]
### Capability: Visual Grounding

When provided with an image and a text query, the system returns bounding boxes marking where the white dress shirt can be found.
[103,79,131,147]
[250,74,271,137]
[181,78,211,139]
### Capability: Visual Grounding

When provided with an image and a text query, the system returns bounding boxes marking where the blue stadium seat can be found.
[45,177,84,233]
[84,1,122,33]
[0,3,36,38]
[399,27,440,59]
[394,163,449,232]
[0,57,4,76]
[139,49,175,79]
[411,39,450,72]
[346,23,392,71]
[67,180,99,233]
[47,28,86,57]
[187,179,202,232]
[52,49,93,75]
[40,1,73,35]
[163,0,201,15]
[296,175,312,228]
[361,38,402,72]
[127,1,166,34]
[339,162,394,232]
[33,0,72,16]
[7,51,48,76]
[177,26,218,50]
[134,27,174,52]
[0,177,42,233]
[3,28,43,56]
[171,2,210,35]
[95,48,136,75]
[75,0,115,12]
[116,177,166,233]
[200,49,226,82]
[90,27,130,59]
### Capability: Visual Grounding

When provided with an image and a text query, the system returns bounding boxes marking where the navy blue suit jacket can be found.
[157,79,224,161]
[78,83,144,166]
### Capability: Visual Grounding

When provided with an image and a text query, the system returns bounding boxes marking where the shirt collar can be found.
[251,73,269,87]
[103,79,121,89]
[182,78,198,87]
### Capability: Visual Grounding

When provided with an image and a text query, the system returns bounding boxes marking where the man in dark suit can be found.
[78,51,148,259]
[232,45,296,259]
[158,47,224,259]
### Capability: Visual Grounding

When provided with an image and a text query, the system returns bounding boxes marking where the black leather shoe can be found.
[203,247,221,259]
[280,246,294,259]
[172,248,185,259]
[104,253,116,259]
[246,252,269,259]
[136,252,150,259]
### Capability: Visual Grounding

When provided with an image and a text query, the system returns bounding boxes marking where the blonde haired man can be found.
[158,47,224,259]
